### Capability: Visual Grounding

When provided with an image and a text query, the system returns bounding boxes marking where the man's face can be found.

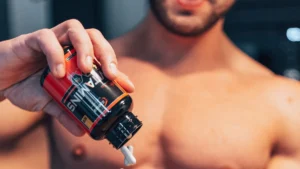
[149,0,235,36]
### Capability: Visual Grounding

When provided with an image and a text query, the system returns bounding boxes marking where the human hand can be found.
[0,19,134,136]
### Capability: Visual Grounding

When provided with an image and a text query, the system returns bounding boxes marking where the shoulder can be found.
[243,72,300,119]
[257,75,300,113]
[259,75,300,157]
[234,51,300,110]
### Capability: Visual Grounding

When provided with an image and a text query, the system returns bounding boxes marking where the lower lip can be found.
[177,0,206,9]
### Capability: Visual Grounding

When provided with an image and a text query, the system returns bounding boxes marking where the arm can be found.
[267,77,300,169]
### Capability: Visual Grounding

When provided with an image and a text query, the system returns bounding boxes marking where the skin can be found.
[1,0,300,168]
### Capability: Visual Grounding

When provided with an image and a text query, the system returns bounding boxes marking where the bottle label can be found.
[61,51,127,131]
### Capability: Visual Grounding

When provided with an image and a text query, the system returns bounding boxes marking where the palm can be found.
[3,69,84,136]
[4,70,51,112]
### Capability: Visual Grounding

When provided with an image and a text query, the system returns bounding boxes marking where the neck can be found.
[123,11,233,73]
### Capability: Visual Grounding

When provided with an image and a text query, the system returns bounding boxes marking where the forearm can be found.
[267,156,300,169]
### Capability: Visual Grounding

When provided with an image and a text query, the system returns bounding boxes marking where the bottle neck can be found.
[106,111,142,149]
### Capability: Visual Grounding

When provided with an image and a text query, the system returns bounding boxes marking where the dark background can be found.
[1,0,299,79]
[224,0,300,79]
[0,0,9,41]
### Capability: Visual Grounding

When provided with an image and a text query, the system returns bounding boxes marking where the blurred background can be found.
[0,0,299,80]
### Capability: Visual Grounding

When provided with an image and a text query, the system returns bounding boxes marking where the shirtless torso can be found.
[48,37,300,169]
[2,33,300,169]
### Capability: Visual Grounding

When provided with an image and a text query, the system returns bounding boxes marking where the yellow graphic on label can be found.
[82,115,93,129]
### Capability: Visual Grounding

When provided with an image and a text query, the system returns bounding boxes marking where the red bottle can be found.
[40,46,142,149]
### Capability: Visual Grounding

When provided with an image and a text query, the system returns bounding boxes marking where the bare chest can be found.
[160,82,278,169]
[51,72,280,169]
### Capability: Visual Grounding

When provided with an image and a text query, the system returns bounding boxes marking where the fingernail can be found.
[109,63,118,76]
[56,63,65,77]
[86,56,93,68]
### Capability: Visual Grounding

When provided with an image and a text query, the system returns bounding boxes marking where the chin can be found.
[162,13,219,36]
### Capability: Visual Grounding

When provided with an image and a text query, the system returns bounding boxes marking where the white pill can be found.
[120,145,136,166]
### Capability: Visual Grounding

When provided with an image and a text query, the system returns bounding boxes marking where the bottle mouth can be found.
[105,112,142,149]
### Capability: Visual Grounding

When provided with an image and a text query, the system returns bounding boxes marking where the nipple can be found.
[120,145,136,166]
[71,144,86,161]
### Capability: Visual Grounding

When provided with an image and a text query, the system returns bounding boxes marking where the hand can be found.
[0,19,135,136]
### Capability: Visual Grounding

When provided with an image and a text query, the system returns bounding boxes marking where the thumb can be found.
[43,100,85,136]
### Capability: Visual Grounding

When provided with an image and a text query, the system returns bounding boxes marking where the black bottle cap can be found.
[106,112,142,149]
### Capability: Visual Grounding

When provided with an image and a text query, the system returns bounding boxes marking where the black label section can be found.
[61,68,124,130]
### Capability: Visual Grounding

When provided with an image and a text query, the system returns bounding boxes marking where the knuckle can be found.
[15,34,27,41]
[37,28,53,37]
[36,29,53,42]
[67,27,77,35]
[106,45,116,58]
[96,44,116,61]
[96,38,113,51]
[66,19,82,27]
[88,28,103,36]
[11,34,27,49]
[67,29,93,52]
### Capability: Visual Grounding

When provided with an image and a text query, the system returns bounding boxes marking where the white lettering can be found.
[85,78,95,88]
[67,102,75,112]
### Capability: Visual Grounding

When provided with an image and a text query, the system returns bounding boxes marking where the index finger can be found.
[51,19,94,73]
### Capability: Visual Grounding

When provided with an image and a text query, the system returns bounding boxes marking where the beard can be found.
[149,0,234,37]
